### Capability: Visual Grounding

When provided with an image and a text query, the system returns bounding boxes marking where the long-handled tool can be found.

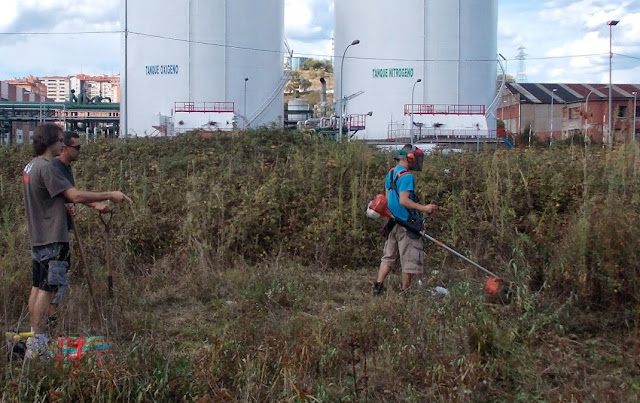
[99,212,114,299]
[69,213,105,324]
[417,230,498,278]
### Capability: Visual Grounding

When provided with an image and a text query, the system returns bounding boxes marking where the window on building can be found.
[569,107,580,120]
[618,106,628,118]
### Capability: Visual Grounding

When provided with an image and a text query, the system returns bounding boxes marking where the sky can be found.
[0,0,638,84]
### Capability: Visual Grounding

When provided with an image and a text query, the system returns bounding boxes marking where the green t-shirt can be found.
[23,157,73,246]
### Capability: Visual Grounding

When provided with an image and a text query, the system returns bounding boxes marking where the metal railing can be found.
[404,104,486,116]
[174,102,234,113]
[387,128,498,141]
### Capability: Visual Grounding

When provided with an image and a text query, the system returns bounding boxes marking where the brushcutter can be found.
[367,194,509,300]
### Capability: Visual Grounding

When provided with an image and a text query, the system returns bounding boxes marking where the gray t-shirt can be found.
[23,157,73,246]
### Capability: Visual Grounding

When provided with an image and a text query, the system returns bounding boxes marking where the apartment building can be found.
[41,76,71,102]
[70,74,120,102]
[5,76,48,99]
[0,80,51,144]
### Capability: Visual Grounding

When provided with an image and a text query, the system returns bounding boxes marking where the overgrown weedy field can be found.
[1,130,640,401]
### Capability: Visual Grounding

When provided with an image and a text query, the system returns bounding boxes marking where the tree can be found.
[301,58,333,73]
[286,71,302,94]
[497,74,515,83]
[299,78,312,93]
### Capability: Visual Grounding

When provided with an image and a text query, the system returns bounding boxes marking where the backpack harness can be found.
[386,167,423,237]
[388,167,419,203]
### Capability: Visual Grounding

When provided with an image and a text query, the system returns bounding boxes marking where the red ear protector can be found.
[407,148,424,164]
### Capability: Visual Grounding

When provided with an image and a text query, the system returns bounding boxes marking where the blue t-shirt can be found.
[385,165,415,222]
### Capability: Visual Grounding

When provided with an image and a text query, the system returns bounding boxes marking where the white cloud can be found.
[498,0,639,83]
[0,1,18,30]
[284,0,333,59]
[0,0,637,82]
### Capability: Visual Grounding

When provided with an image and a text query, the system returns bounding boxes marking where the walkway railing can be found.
[174,102,234,113]
[404,104,486,115]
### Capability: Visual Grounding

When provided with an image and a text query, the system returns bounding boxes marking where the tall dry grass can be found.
[1,130,639,401]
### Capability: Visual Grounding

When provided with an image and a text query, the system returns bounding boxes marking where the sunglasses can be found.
[64,143,81,151]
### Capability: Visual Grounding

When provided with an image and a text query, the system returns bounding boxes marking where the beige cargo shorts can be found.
[380,224,424,274]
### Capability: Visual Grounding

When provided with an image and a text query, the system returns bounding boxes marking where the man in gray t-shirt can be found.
[22,123,132,360]
[23,157,73,246]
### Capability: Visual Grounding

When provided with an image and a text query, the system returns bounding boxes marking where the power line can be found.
[128,31,283,55]
[615,53,640,61]
[0,29,635,65]
[0,30,122,35]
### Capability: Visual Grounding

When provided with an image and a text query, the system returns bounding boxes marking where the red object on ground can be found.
[484,277,501,297]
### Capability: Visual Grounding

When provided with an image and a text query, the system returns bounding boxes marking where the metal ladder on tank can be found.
[247,40,293,127]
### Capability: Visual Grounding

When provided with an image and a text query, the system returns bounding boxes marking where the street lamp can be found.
[243,77,249,130]
[499,53,507,81]
[584,86,607,144]
[550,88,557,145]
[410,78,422,147]
[519,98,526,137]
[339,39,360,140]
[608,20,619,147]
[633,91,637,141]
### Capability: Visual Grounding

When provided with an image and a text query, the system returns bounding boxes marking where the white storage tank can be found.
[334,0,498,139]
[121,0,285,136]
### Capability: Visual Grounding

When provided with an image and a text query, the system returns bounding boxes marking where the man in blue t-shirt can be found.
[373,144,437,295]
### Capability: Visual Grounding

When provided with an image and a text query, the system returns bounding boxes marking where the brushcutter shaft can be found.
[419,230,498,278]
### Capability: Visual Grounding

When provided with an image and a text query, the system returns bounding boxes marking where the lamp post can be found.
[633,91,637,141]
[550,88,557,145]
[519,98,525,138]
[607,20,619,147]
[410,78,422,147]
[243,77,249,130]
[498,53,507,81]
[339,39,360,140]
[584,86,607,144]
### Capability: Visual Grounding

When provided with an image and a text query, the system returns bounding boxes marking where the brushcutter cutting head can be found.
[484,276,512,304]
[484,277,502,296]
[367,194,392,218]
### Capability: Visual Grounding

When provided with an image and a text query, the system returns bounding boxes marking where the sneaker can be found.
[25,335,50,360]
[372,282,385,296]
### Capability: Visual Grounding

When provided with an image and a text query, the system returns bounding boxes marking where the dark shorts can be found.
[32,243,70,293]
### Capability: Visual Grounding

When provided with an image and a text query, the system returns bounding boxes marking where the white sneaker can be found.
[25,335,50,360]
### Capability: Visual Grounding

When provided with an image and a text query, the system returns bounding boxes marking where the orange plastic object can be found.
[484,277,501,297]
[369,194,392,217]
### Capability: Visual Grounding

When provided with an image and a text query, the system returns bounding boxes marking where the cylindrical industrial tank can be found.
[121,0,285,136]
[334,0,498,139]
